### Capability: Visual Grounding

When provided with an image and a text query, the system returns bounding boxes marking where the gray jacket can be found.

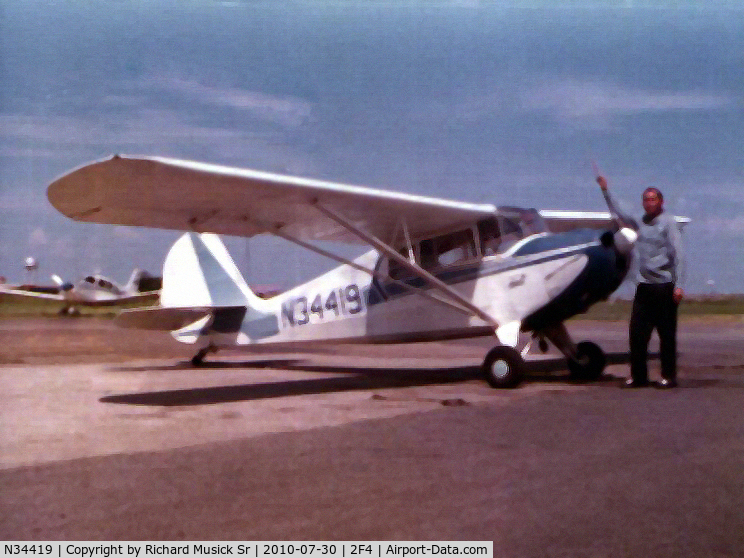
[603,190,685,287]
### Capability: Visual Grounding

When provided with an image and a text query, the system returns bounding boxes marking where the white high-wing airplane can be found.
[0,268,159,313]
[46,155,679,387]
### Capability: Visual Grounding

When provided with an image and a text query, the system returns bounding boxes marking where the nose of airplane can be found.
[577,240,628,304]
[523,229,633,331]
[599,226,636,276]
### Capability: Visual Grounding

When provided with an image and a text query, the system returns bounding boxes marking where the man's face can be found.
[642,190,663,216]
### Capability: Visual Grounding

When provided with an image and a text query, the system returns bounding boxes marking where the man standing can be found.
[596,175,685,388]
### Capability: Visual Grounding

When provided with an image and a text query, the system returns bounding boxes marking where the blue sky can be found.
[1,1,742,293]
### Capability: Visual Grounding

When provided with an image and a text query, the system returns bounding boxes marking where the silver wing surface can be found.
[0,286,158,306]
[48,155,497,243]
[0,286,65,302]
[540,210,690,232]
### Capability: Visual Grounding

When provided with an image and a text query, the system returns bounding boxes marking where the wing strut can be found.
[400,218,415,262]
[314,202,500,328]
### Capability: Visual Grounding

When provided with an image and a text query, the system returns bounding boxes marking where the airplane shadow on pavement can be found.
[99,351,635,407]
[113,358,306,373]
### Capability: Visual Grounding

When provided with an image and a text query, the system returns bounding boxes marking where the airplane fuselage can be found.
[195,228,625,351]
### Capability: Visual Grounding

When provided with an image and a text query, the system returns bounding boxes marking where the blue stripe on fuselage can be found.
[367,229,603,305]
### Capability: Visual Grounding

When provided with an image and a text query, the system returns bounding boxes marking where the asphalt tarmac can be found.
[1,318,743,557]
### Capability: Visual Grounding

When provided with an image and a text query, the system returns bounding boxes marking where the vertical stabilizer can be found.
[154,232,278,343]
[123,269,145,294]
[160,233,265,310]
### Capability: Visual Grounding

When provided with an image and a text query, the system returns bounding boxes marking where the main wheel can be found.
[567,341,606,382]
[482,346,525,389]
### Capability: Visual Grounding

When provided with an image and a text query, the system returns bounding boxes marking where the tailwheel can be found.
[482,346,525,389]
[567,341,606,382]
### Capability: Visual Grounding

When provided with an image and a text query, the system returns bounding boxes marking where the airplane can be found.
[0,268,160,314]
[46,154,688,387]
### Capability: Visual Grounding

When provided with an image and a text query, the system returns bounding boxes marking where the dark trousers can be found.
[629,282,678,382]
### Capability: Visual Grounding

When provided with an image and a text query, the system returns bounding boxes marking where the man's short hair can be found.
[643,187,663,202]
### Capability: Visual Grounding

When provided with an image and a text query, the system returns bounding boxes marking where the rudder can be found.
[161,232,263,309]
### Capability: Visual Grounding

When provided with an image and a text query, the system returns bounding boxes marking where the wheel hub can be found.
[491,360,510,379]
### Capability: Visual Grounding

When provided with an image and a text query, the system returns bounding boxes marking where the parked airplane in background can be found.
[0,268,160,314]
[46,155,687,387]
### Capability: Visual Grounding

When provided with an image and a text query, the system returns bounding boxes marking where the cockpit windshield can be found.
[384,207,548,278]
[498,207,548,236]
[478,208,547,257]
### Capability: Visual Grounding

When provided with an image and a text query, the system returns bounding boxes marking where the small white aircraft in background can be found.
[0,268,160,313]
[47,155,685,387]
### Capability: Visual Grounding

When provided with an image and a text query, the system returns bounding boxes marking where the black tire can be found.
[482,346,525,389]
[568,341,606,382]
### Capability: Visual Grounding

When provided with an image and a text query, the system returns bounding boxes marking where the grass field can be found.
[0,293,155,318]
[577,295,744,321]
[2,291,742,320]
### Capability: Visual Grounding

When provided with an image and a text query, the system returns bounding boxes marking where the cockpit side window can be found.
[420,229,476,270]
[477,218,501,256]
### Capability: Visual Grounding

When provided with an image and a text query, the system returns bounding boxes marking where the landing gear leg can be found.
[541,323,606,382]
[191,345,217,366]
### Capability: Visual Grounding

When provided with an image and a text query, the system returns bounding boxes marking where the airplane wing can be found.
[0,285,65,302]
[0,286,158,307]
[47,155,497,243]
[76,292,160,306]
[539,210,617,233]
[540,210,691,233]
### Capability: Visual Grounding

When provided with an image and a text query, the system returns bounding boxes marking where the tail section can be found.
[123,269,144,294]
[115,233,278,343]
[161,233,254,308]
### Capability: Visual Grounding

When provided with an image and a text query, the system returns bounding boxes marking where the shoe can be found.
[656,378,677,389]
[623,378,649,388]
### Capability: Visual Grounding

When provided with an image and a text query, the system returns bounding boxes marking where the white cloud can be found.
[521,79,737,128]
[0,110,245,147]
[144,76,314,127]
[698,215,744,237]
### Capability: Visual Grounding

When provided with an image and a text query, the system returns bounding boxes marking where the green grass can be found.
[574,295,744,321]
[2,291,742,320]
[0,293,155,318]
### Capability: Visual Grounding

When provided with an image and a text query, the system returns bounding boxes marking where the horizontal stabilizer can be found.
[115,305,249,334]
[115,306,213,331]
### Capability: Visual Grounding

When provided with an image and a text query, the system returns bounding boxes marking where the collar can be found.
[642,209,663,225]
